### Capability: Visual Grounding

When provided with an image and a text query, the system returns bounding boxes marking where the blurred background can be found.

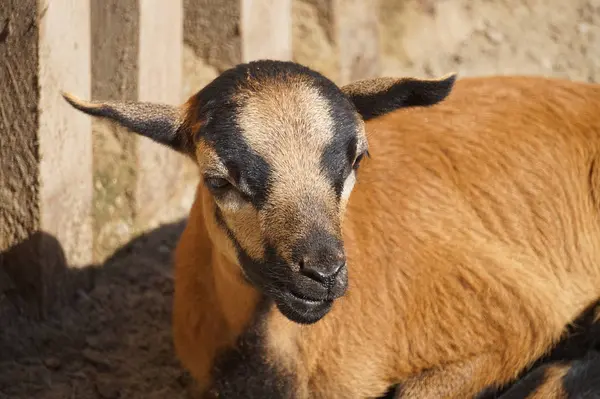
[0,0,598,397]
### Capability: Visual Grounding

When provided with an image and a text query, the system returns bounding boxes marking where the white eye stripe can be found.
[341,170,356,201]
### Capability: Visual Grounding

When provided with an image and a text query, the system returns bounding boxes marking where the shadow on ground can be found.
[0,219,199,399]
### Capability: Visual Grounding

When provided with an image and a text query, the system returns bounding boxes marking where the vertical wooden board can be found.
[137,0,191,226]
[38,0,93,268]
[241,0,293,62]
[0,0,40,253]
[90,0,139,262]
[291,0,340,83]
[0,0,93,317]
[184,0,241,72]
[333,0,380,84]
[0,0,43,316]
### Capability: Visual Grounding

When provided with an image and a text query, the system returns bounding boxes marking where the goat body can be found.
[62,63,600,398]
[174,76,600,398]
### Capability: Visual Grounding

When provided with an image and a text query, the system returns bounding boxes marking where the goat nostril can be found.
[299,257,345,284]
[300,266,328,284]
[332,258,345,274]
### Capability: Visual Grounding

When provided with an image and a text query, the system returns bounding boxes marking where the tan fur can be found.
[172,75,600,398]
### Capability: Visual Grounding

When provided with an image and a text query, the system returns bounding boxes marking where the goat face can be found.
[62,60,456,324]
[193,62,366,324]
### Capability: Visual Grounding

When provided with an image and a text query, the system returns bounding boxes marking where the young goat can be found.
[63,60,600,398]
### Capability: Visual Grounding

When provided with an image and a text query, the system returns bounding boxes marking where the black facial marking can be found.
[214,207,289,296]
[204,297,296,399]
[320,95,363,199]
[346,136,358,165]
[203,114,272,209]
[193,63,280,210]
[476,299,600,398]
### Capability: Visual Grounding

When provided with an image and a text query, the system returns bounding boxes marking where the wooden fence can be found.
[0,0,380,318]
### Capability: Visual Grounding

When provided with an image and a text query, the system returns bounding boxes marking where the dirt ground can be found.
[0,220,198,399]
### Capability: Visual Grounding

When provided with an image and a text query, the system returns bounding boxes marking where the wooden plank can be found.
[90,0,139,261]
[137,0,192,229]
[241,0,293,62]
[333,0,381,84]
[0,0,93,317]
[90,0,194,262]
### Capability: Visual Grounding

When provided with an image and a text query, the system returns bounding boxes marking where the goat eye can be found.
[205,177,231,191]
[352,153,365,170]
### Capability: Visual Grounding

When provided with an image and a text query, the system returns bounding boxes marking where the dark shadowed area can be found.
[0,220,200,399]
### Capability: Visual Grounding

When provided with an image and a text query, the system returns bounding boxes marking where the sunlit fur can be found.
[62,60,600,398]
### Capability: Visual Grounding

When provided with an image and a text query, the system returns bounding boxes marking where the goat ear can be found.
[61,92,193,156]
[341,73,457,121]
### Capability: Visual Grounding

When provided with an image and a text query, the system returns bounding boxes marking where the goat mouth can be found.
[273,290,334,325]
[289,290,326,304]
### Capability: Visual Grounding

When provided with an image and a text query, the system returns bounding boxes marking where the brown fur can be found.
[173,75,600,397]
[172,184,262,392]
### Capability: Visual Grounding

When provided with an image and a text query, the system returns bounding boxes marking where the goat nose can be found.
[299,253,346,284]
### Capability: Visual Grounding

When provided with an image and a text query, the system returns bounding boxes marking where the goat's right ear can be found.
[341,73,457,121]
[61,92,194,156]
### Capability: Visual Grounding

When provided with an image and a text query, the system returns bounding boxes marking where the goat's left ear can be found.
[341,73,457,121]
